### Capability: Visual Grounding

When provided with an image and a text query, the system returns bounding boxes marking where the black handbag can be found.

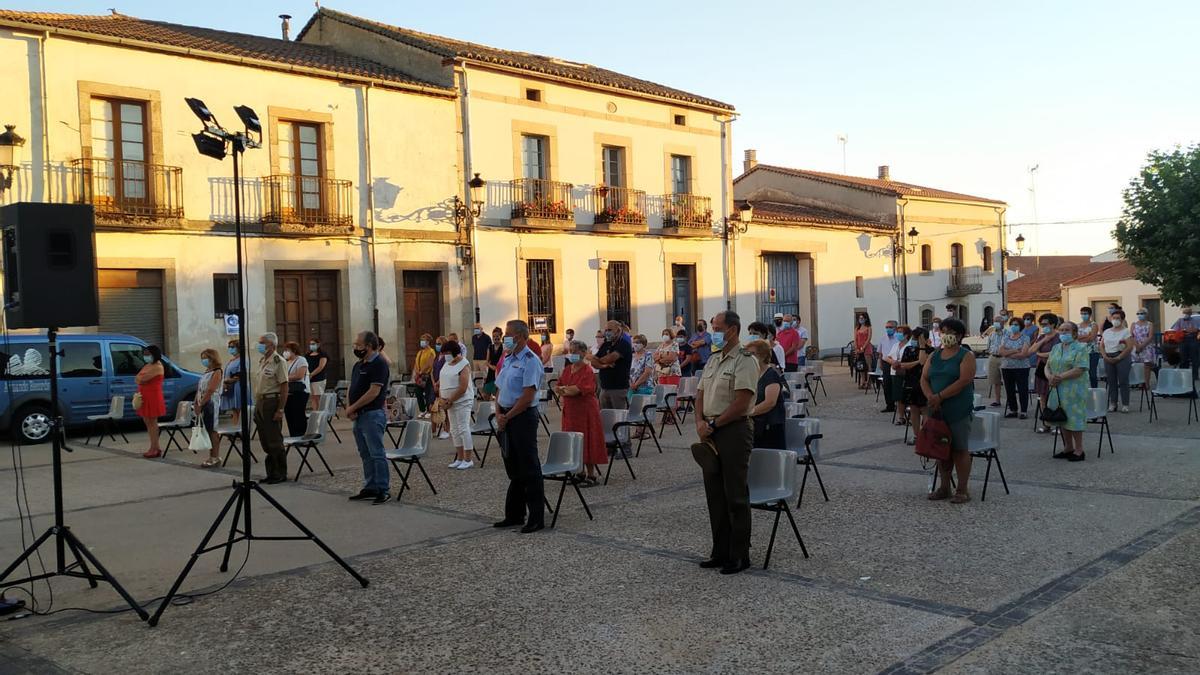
[1041,385,1068,423]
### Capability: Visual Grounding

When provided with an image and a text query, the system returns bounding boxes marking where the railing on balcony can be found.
[72,157,183,220]
[662,193,713,230]
[593,186,647,226]
[947,266,983,296]
[510,178,574,221]
[262,174,353,230]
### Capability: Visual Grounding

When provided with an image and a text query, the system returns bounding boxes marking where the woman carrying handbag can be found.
[920,319,976,503]
[1046,322,1090,461]
[192,348,223,467]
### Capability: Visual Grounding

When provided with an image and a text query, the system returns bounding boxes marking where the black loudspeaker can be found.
[2,202,99,329]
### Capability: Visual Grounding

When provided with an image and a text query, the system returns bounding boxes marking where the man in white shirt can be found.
[929,317,943,348]
[877,320,901,413]
[1171,307,1199,381]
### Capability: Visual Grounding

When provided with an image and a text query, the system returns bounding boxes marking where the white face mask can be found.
[281,350,293,359]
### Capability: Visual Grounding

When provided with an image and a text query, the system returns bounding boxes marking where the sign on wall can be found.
[224,313,240,336]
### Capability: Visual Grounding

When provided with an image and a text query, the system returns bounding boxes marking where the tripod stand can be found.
[149,103,367,626]
[0,328,149,620]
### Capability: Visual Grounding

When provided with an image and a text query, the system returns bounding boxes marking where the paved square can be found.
[1,364,1197,673]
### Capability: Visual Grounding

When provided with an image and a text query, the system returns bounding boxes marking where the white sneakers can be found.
[448,459,462,468]
[1120,405,1130,413]
[438,431,451,440]
[448,459,474,470]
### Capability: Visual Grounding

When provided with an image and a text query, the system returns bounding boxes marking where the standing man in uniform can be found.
[346,330,391,504]
[690,311,759,575]
[492,319,546,534]
[253,332,290,484]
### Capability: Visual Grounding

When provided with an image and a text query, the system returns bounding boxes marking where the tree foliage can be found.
[1114,144,1200,306]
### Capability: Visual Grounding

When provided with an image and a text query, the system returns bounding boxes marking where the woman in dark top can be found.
[305,337,329,412]
[675,329,696,378]
[482,327,503,400]
[921,318,977,503]
[746,341,787,449]
[897,327,932,443]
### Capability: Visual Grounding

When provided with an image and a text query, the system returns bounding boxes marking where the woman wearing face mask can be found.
[1131,308,1156,390]
[413,333,436,415]
[1046,322,1090,461]
[998,317,1033,419]
[746,340,787,449]
[921,318,976,503]
[136,345,167,458]
[1077,307,1100,388]
[628,334,656,399]
[282,341,310,438]
[983,317,1005,407]
[431,336,450,439]
[1101,310,1135,412]
[1030,314,1062,433]
[554,340,608,485]
[539,330,554,372]
[854,312,874,390]
[482,327,503,401]
[306,338,329,412]
[745,321,779,368]
[194,348,224,467]
[221,339,243,427]
[675,329,696,378]
[654,328,682,384]
[436,340,476,469]
[897,327,932,441]
[690,320,712,374]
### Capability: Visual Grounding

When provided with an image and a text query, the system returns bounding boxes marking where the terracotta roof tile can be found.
[299,8,734,111]
[1061,260,1138,287]
[1006,255,1093,276]
[0,10,450,92]
[745,200,893,232]
[1007,262,1107,302]
[737,164,1006,205]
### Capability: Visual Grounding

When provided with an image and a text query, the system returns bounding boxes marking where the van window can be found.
[110,343,145,377]
[0,343,51,378]
[60,342,102,378]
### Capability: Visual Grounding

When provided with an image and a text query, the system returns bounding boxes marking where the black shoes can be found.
[1067,453,1086,462]
[263,476,286,485]
[520,522,545,534]
[493,519,524,528]
[881,407,895,413]
[372,492,391,505]
[720,559,751,575]
[1052,451,1073,459]
[349,489,377,501]
[699,558,726,569]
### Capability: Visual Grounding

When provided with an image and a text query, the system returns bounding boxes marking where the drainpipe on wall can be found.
[458,63,481,325]
[994,205,1008,311]
[897,199,910,324]
[360,82,380,335]
[719,114,736,311]
[36,30,50,201]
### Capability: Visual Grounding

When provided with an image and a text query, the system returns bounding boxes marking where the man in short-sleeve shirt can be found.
[690,310,759,575]
[493,320,546,533]
[346,330,391,504]
[252,332,290,484]
[471,323,492,375]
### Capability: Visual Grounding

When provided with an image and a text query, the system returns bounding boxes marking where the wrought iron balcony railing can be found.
[593,186,647,225]
[72,157,183,220]
[662,193,713,230]
[510,178,574,221]
[262,174,353,230]
[947,266,983,296]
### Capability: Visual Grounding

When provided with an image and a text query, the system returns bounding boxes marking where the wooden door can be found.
[402,271,441,372]
[274,271,341,383]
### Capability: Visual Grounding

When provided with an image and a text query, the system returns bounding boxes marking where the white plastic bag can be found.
[189,422,212,452]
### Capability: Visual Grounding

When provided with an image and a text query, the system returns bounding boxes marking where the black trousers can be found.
[881,369,896,408]
[285,389,309,437]
[784,363,799,373]
[254,395,287,481]
[690,420,753,563]
[1002,367,1030,414]
[499,407,544,526]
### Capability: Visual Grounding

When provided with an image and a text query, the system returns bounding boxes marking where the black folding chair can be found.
[602,411,637,485]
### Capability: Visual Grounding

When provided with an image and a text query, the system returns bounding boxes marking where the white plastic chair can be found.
[749,448,810,569]
[806,361,827,398]
[218,405,258,466]
[386,396,419,448]
[601,408,636,484]
[654,384,682,437]
[285,410,332,481]
[626,393,661,456]
[1149,368,1198,425]
[158,401,195,456]
[1084,387,1115,456]
[675,376,699,423]
[967,411,1007,501]
[974,356,990,380]
[85,395,127,445]
[469,400,497,466]
[784,401,806,419]
[784,417,827,506]
[541,431,594,528]
[385,419,436,501]
[306,392,341,442]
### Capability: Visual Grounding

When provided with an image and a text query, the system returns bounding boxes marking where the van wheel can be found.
[16,404,53,445]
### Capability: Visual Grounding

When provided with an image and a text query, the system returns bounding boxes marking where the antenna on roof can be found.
[108,7,118,14]
[836,134,848,174]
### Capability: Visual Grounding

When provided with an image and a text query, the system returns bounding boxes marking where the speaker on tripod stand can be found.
[0,202,147,619]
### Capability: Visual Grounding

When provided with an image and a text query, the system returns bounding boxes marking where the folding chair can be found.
[306,392,341,443]
[218,406,257,466]
[1149,368,1198,425]
[806,362,827,398]
[286,411,333,481]
[386,419,436,501]
[674,376,699,424]
[469,400,497,466]
[84,395,127,445]
[386,396,418,448]
[839,341,855,369]
[1128,363,1152,412]
[654,384,682,437]
[784,401,806,419]
[784,417,828,507]
[626,394,661,456]
[333,379,351,414]
[601,408,637,484]
[158,401,195,456]
[749,448,810,569]
[535,391,554,438]
[967,411,1008,501]
[541,431,594,528]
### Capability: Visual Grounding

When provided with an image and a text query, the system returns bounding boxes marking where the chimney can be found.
[744,149,758,174]
[877,165,891,181]
[279,14,292,41]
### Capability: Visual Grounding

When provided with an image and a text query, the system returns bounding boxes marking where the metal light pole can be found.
[719,202,753,311]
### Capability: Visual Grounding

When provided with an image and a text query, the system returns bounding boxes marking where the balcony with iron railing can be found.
[509,178,576,230]
[71,157,184,223]
[947,266,983,296]
[262,174,354,234]
[660,193,713,236]
[591,185,647,233]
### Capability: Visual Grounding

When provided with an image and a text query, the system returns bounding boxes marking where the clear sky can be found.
[30,0,1200,256]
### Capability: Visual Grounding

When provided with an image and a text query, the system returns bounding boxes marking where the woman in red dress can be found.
[554,340,607,485]
[137,345,167,458]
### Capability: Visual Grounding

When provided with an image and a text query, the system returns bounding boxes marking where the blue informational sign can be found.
[224,313,240,336]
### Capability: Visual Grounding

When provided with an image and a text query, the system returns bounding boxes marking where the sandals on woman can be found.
[200,457,222,468]
[950,491,971,504]
[927,487,951,501]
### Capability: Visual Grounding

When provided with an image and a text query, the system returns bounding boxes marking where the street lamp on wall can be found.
[454,173,486,228]
[858,226,919,258]
[0,124,26,193]
[717,201,754,310]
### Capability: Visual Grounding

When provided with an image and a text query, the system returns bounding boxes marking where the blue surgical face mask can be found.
[503,336,515,351]
[710,331,726,350]
[858,317,866,325]
[200,357,211,368]
[309,343,318,351]
[567,353,581,364]
[143,354,153,364]
[604,330,614,341]
[419,340,428,348]
[256,343,267,354]
[791,321,800,329]
[228,346,237,356]
[1081,312,1091,320]
[675,337,685,345]
[473,328,482,335]
[1058,333,1075,344]
[745,334,761,343]
[885,328,896,337]
[434,344,442,353]
[992,322,1002,331]
[1008,324,1021,334]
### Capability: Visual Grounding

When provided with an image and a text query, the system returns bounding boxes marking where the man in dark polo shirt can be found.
[471,322,492,377]
[346,330,391,504]
[589,319,633,409]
